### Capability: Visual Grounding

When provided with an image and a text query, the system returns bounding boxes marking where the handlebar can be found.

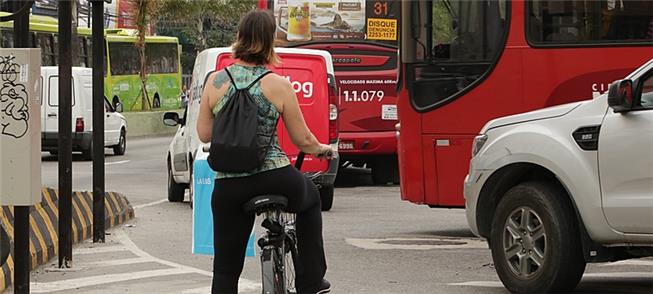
[295,152,306,170]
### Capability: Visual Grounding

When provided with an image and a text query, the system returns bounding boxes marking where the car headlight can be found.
[471,134,488,157]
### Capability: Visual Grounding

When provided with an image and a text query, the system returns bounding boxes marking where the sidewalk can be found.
[15,227,260,293]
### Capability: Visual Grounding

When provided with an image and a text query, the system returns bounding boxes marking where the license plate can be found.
[339,141,355,150]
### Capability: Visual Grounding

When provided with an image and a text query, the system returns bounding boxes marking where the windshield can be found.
[430,0,507,62]
[271,0,399,47]
[402,0,509,111]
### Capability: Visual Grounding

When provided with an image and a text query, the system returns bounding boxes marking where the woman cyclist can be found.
[196,10,332,294]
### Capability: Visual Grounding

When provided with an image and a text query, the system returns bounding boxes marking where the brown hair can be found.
[232,10,280,65]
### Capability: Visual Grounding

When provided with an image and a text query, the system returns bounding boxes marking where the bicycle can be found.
[242,151,326,294]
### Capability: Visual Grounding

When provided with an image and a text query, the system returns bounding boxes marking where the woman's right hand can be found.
[314,144,335,160]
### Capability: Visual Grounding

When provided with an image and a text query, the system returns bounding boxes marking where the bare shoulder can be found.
[261,73,293,93]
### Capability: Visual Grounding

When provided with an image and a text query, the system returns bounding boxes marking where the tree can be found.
[156,0,256,74]
[125,0,160,111]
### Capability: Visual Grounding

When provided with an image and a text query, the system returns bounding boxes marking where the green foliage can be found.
[126,0,161,111]
[432,1,454,45]
[156,0,257,74]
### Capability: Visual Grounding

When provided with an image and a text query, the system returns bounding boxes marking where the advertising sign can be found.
[273,0,400,44]
[274,0,367,43]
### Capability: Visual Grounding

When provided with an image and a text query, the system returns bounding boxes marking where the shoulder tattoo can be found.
[212,70,230,89]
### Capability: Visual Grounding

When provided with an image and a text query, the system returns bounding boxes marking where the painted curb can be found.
[0,188,134,290]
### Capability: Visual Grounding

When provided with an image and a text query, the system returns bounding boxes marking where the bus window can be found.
[404,0,509,111]
[145,43,179,74]
[527,0,653,45]
[37,33,55,66]
[108,42,140,76]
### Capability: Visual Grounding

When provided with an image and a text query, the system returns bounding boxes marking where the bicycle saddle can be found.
[243,195,288,214]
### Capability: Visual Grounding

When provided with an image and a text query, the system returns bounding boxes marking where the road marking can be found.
[83,257,152,267]
[181,286,212,294]
[448,281,503,288]
[31,229,261,293]
[105,160,130,166]
[31,268,198,293]
[449,272,653,288]
[133,199,168,210]
[73,245,129,255]
[346,237,488,250]
[600,259,653,267]
[583,272,653,279]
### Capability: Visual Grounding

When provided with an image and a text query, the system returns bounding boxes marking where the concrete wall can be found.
[122,109,183,138]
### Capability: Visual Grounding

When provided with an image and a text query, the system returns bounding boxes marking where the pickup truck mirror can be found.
[163,112,182,127]
[607,79,634,113]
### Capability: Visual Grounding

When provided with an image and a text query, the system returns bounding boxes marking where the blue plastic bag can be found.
[192,150,256,256]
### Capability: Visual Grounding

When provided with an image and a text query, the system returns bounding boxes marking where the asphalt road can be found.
[28,135,653,294]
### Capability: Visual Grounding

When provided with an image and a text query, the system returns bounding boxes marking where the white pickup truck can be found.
[464,59,653,293]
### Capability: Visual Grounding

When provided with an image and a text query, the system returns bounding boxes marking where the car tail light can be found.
[75,117,84,133]
[328,74,338,143]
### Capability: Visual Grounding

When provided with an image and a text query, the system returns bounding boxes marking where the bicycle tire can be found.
[261,246,285,294]
[284,230,297,294]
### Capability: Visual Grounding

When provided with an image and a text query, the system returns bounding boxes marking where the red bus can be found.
[397,0,653,207]
[259,0,402,184]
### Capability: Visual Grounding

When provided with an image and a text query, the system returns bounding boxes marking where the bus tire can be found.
[319,185,334,211]
[153,94,161,108]
[371,155,399,185]
[490,182,586,293]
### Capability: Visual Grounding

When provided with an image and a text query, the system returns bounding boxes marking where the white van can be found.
[165,47,340,210]
[41,67,127,160]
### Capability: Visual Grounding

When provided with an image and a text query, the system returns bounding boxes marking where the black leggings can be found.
[211,165,327,293]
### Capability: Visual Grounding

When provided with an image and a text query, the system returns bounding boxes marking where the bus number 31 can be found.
[344,90,385,102]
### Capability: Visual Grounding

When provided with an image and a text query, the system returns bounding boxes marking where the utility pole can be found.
[58,0,75,269]
[92,0,106,243]
[11,0,34,292]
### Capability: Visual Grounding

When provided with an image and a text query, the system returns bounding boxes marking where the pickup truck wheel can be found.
[490,182,586,293]
[168,166,186,202]
[113,129,126,155]
[319,185,334,211]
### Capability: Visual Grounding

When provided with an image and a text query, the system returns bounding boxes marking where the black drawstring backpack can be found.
[207,68,274,172]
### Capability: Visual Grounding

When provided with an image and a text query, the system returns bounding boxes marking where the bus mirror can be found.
[607,79,633,112]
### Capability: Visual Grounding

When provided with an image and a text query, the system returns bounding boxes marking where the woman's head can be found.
[232,10,280,65]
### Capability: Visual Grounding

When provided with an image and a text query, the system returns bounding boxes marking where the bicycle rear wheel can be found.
[261,246,285,294]
[282,213,298,293]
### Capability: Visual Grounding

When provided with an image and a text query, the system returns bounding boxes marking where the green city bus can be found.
[0,12,182,111]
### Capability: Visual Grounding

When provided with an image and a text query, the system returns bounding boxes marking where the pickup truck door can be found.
[599,73,653,234]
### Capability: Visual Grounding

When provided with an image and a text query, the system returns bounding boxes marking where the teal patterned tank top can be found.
[212,64,290,179]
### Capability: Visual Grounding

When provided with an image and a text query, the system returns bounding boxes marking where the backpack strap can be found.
[223,67,239,90]
[245,71,272,90]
